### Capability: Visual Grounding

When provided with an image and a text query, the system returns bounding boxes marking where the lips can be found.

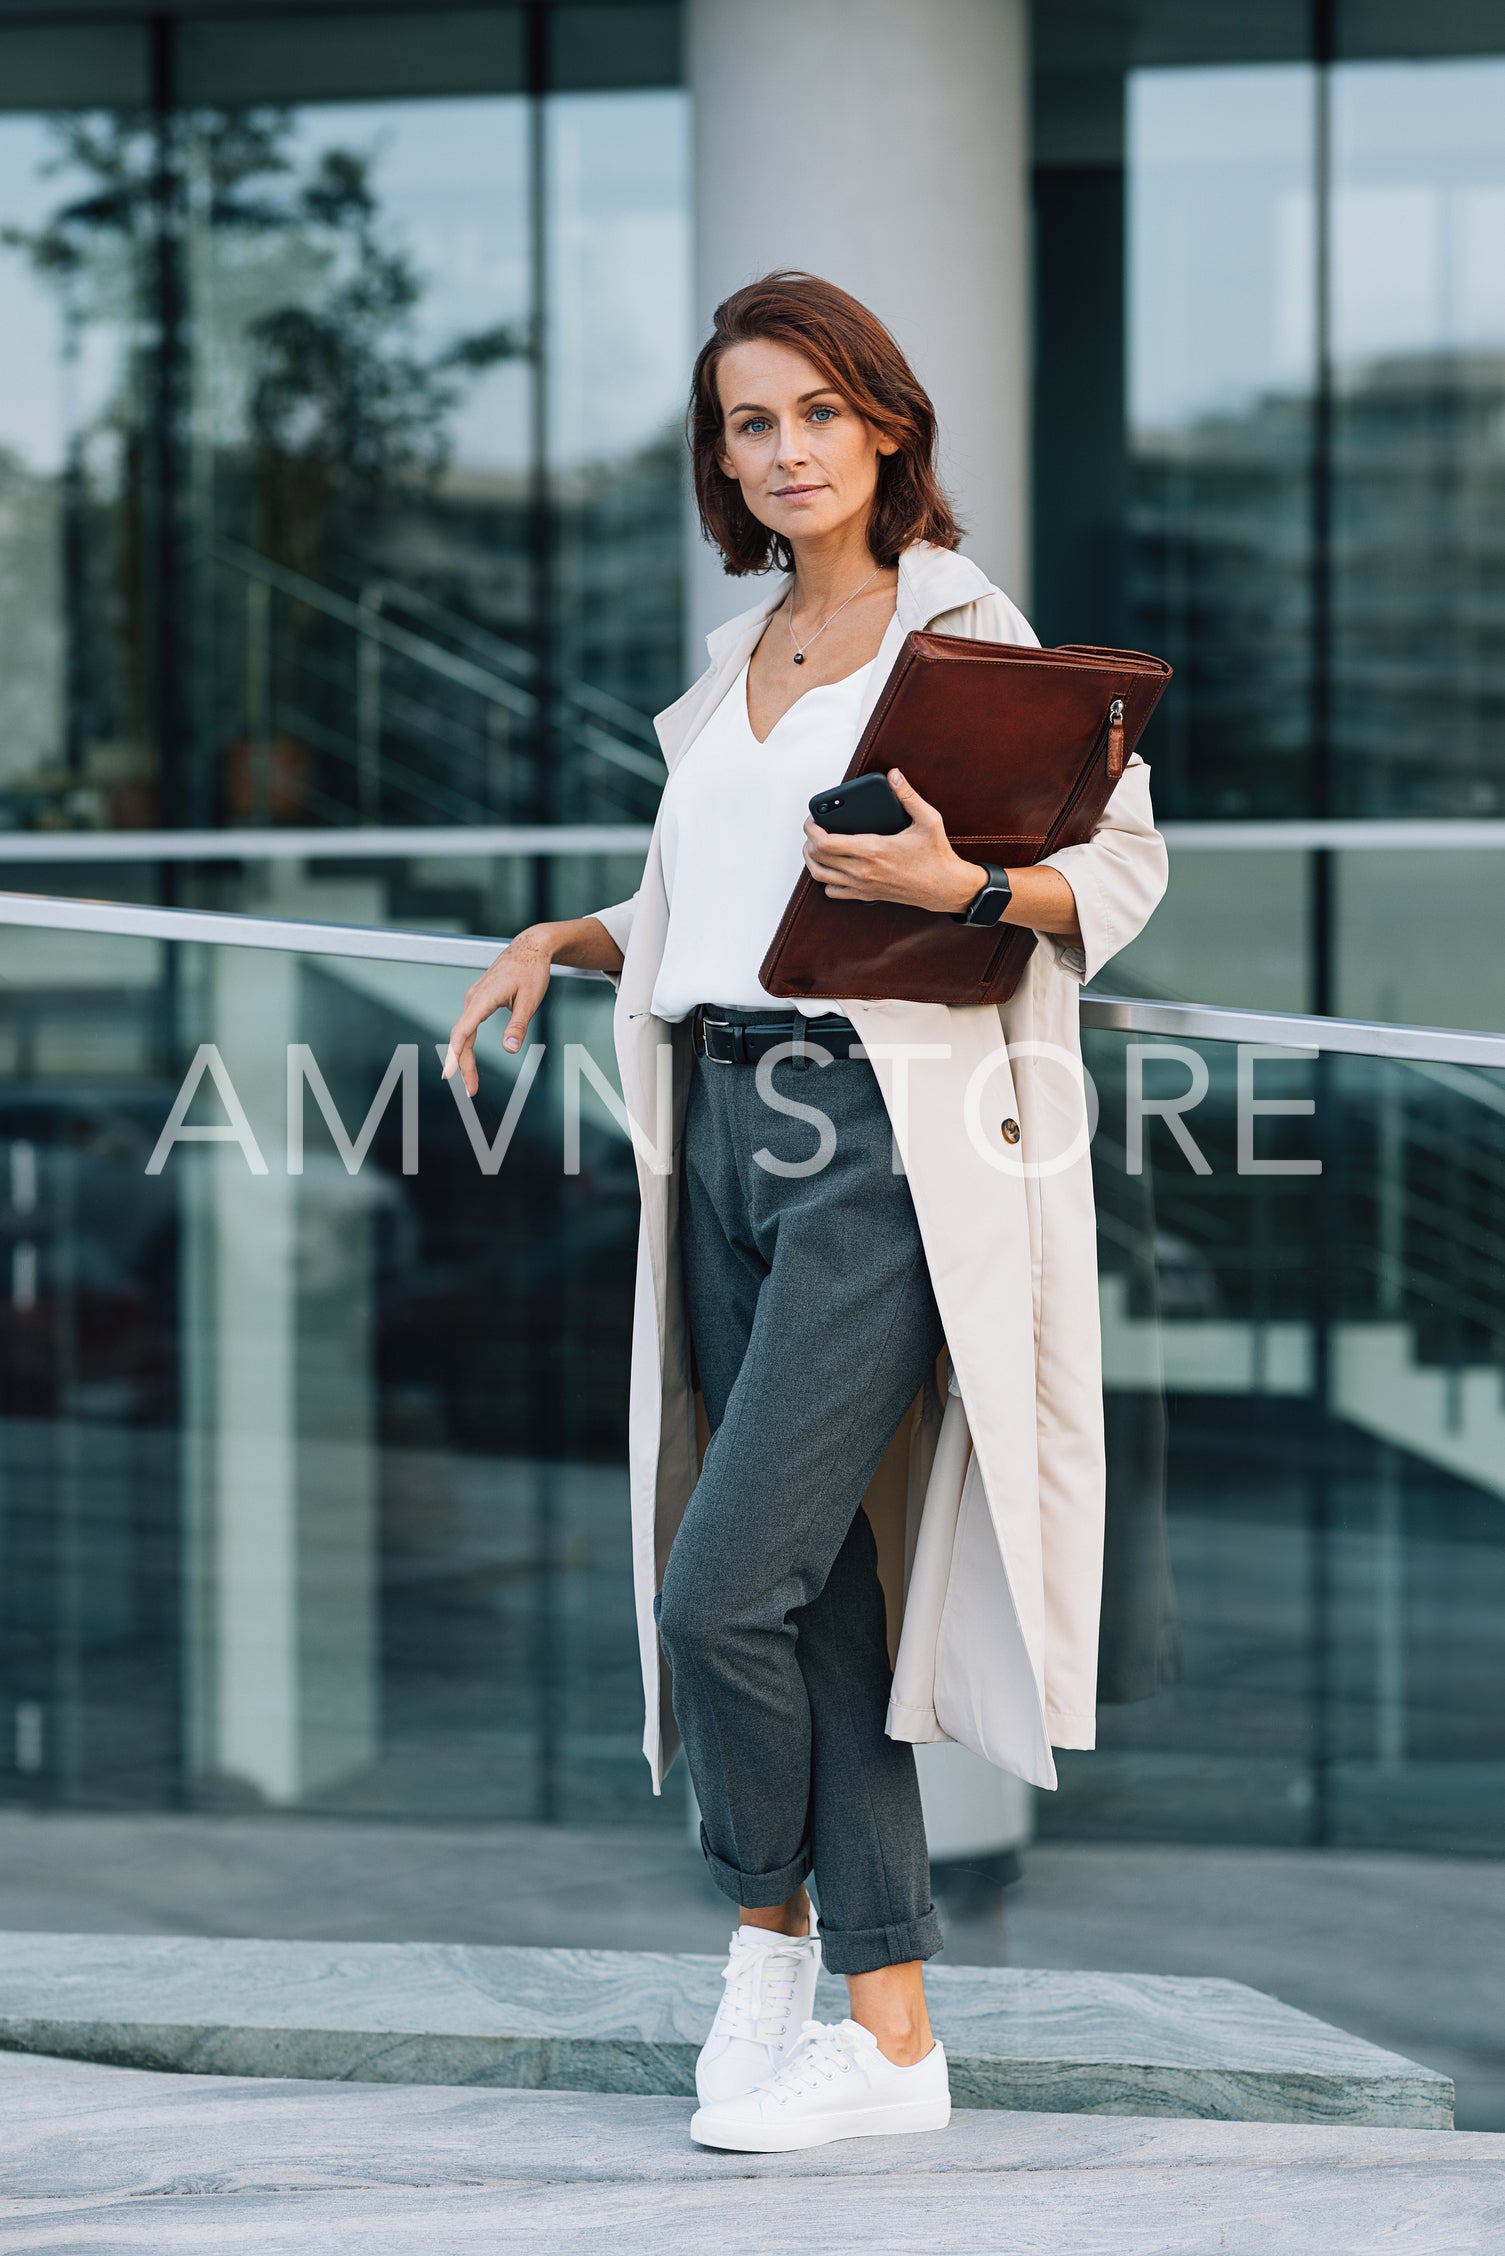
[773,484,824,499]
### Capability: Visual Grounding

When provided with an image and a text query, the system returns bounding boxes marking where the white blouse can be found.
[649,655,878,1024]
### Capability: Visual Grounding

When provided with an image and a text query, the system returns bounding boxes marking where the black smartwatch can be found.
[953,861,1013,927]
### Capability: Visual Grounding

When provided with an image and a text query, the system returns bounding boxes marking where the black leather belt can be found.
[691,1002,863,1066]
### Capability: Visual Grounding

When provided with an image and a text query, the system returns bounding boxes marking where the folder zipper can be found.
[978,693,1127,990]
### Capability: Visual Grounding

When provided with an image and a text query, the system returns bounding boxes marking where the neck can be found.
[788,524,883,615]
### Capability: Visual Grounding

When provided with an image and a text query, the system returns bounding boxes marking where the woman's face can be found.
[714,338,898,552]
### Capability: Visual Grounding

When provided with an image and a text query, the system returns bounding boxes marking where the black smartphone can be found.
[808,772,911,836]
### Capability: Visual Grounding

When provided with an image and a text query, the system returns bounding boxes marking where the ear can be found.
[715,444,738,481]
[875,432,901,458]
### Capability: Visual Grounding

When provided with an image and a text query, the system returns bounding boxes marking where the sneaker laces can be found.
[761,2018,873,2102]
[712,1932,809,2045]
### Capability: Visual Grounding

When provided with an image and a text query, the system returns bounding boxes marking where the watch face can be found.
[957,867,1011,926]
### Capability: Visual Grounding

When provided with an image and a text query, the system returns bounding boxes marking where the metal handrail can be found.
[1078,994,1505,1070]
[3,888,1505,1070]
[0,827,655,863]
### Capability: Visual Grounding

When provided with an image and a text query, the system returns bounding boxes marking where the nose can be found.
[776,419,809,468]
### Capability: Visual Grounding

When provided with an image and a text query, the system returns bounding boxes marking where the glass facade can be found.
[1034,1,1505,825]
[0,8,687,842]
[1034,1,1505,1032]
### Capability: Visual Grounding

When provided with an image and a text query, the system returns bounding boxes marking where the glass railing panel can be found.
[3,906,1503,1897]
[0,920,650,1825]
[1078,1026,1505,1856]
[1106,833,1505,1034]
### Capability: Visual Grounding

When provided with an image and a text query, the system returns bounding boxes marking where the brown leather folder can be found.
[758,633,1172,1008]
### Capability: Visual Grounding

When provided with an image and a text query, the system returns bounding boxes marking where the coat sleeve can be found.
[590,891,639,958]
[925,583,1169,984]
[1037,756,1168,985]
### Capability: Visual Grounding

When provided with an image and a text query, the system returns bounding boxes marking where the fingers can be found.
[441,1029,479,1097]
[804,829,888,879]
[887,767,941,827]
[443,1015,483,1095]
[806,854,875,899]
[804,852,855,890]
[803,827,874,869]
[443,942,553,1097]
[442,1015,478,1080]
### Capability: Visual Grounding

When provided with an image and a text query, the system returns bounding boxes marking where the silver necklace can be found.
[785,565,883,664]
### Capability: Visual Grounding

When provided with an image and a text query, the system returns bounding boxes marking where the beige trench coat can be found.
[592,542,1168,1794]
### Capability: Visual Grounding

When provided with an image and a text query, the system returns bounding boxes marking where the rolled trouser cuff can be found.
[699,1825,813,1908]
[815,1905,944,1975]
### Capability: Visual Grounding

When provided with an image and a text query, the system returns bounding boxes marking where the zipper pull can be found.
[1106,697,1125,778]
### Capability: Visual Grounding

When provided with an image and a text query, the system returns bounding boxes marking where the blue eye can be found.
[810,406,837,423]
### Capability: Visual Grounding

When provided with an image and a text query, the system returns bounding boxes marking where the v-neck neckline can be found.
[743,655,878,749]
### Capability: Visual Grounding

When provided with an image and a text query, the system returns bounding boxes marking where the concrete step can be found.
[0,2049,1498,2255]
[0,1932,1452,2128]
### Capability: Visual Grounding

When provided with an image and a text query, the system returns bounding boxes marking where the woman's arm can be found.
[1036,759,1167,981]
[442,913,625,1096]
[801,766,1083,943]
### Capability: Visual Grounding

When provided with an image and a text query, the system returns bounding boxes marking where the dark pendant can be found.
[792,650,805,664]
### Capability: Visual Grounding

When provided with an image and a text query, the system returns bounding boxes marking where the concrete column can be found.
[686,0,1032,655]
[687,0,1035,1860]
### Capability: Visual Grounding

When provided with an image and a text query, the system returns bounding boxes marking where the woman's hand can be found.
[801,768,987,916]
[442,911,626,1096]
[801,767,1084,940]
[442,928,556,1096]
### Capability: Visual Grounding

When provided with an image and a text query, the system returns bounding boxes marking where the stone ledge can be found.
[0,2052,1497,2255]
[0,1933,1453,2128]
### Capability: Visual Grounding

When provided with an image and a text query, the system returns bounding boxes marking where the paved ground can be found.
[0,1811,1498,2128]
[0,2050,1500,2255]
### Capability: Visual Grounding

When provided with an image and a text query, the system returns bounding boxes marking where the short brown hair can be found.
[689,271,963,576]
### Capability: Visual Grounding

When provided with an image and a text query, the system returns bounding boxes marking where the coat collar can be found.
[657,542,999,773]
[702,541,996,665]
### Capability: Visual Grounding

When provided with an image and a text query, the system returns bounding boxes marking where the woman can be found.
[445,272,1167,2153]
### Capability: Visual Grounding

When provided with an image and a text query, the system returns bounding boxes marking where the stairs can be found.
[1100,1275,1505,1500]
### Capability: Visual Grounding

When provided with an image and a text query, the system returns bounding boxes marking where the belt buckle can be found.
[697,1011,742,1065]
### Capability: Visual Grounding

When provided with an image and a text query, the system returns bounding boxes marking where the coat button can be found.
[1001,1118,1021,1145]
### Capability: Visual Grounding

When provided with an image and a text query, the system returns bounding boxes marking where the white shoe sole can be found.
[689,2095,951,2152]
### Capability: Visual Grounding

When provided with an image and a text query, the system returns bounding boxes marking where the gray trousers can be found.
[656,1041,946,1976]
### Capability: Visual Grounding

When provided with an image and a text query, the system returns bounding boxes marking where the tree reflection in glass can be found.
[8,98,533,830]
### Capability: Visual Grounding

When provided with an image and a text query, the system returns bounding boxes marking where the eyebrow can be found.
[725,388,842,415]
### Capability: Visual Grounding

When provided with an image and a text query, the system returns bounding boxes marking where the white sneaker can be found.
[695,1926,822,2105]
[690,2016,951,2151]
